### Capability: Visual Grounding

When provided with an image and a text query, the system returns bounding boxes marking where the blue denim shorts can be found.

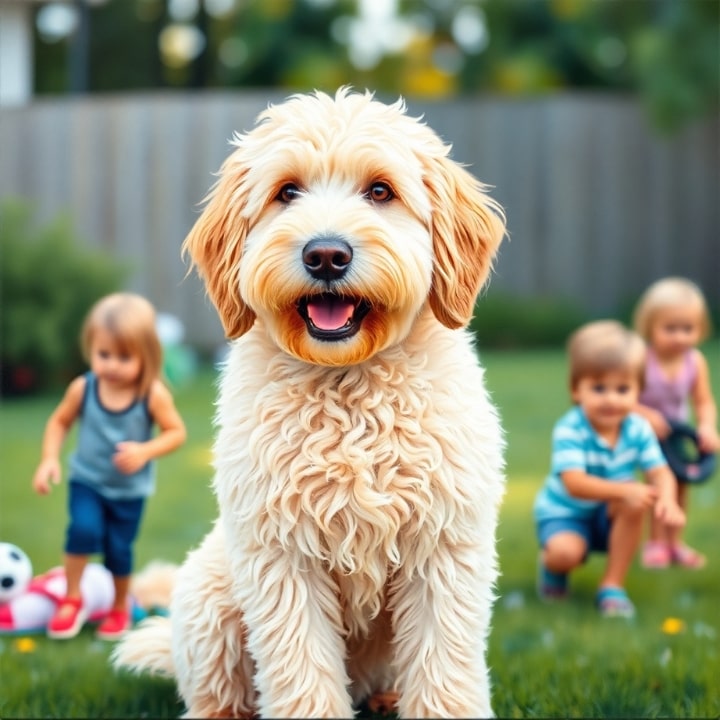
[65,481,145,576]
[537,505,611,554]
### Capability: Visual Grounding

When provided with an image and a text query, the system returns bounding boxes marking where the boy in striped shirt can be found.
[533,321,685,618]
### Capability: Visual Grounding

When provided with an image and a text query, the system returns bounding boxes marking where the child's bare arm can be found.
[561,470,657,510]
[691,351,719,452]
[112,381,187,474]
[645,464,685,528]
[32,376,86,494]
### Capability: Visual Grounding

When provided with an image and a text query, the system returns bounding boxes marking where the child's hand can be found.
[697,423,720,454]
[621,481,658,511]
[113,441,149,475]
[32,458,62,495]
[654,496,686,529]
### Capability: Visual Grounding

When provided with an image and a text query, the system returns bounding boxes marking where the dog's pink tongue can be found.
[307,299,355,330]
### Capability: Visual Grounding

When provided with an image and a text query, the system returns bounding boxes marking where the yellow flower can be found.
[14,637,37,653]
[661,617,686,635]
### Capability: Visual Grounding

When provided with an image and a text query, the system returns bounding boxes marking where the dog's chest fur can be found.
[214,323,498,634]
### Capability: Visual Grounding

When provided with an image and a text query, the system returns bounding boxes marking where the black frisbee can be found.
[660,420,716,484]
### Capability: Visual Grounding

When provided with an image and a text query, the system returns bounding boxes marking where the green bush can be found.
[0,199,127,396]
[471,292,590,348]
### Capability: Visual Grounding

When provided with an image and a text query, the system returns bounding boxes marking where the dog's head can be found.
[183,88,505,366]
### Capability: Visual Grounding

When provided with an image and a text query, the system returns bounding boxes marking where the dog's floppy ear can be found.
[424,155,506,329]
[182,156,256,339]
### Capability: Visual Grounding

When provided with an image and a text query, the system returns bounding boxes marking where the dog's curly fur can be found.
[113,88,507,718]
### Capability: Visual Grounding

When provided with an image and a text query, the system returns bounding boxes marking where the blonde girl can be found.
[32,293,186,640]
[633,277,719,569]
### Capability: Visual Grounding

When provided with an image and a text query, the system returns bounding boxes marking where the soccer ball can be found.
[0,543,32,603]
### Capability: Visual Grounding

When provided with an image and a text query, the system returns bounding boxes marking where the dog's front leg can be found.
[391,541,496,718]
[233,549,354,719]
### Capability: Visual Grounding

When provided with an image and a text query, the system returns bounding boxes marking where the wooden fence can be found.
[1,91,718,349]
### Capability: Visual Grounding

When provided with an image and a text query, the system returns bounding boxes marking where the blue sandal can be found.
[596,586,635,619]
[537,557,569,601]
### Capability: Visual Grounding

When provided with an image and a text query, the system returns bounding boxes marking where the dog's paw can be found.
[366,690,399,715]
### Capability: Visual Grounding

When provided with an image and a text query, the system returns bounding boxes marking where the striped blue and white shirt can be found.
[533,406,666,522]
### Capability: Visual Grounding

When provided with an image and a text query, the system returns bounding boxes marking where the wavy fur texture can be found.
[113,88,507,718]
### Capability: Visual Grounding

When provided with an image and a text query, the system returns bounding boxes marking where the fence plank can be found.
[1,92,717,349]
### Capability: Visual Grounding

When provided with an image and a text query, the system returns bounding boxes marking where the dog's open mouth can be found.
[297,294,371,341]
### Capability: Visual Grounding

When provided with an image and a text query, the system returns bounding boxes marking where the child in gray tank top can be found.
[32,293,187,640]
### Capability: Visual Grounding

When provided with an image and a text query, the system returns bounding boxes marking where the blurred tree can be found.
[32,0,718,131]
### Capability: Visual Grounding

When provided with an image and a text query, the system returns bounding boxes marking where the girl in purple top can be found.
[634,278,719,569]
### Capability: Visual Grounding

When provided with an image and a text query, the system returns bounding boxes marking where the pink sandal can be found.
[641,541,671,569]
[670,544,706,569]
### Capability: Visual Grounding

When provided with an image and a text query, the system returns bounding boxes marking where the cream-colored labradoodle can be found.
[113,88,507,719]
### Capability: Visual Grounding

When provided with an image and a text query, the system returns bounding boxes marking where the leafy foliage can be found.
[33,0,719,131]
[0,199,126,395]
[471,292,590,349]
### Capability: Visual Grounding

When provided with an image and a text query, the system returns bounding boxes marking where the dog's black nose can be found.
[302,237,353,281]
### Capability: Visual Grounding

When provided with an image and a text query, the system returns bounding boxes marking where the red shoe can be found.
[96,608,131,641]
[47,597,87,639]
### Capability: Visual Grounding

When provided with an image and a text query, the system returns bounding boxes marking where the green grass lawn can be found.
[1,346,718,718]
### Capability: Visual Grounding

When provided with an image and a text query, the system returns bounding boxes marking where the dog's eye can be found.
[366,182,394,203]
[277,183,301,203]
